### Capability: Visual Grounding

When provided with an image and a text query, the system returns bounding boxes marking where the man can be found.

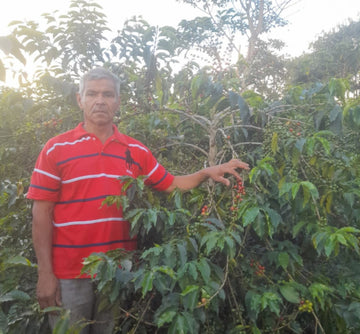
[27,67,249,333]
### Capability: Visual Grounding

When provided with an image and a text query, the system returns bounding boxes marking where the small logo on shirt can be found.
[125,149,135,170]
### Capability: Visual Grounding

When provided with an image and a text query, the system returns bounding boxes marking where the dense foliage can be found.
[1,1,360,333]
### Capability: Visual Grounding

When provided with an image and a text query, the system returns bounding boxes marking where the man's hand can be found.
[36,272,61,309]
[166,158,250,192]
[203,159,250,187]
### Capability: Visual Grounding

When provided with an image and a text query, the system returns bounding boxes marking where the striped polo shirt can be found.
[27,123,174,278]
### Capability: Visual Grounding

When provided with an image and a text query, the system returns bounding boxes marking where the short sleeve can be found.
[27,142,61,202]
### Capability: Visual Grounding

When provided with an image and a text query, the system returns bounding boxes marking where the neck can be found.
[83,122,114,143]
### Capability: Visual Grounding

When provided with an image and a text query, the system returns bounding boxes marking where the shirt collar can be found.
[74,122,130,146]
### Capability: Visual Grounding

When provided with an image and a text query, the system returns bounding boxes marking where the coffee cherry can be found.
[298,299,313,312]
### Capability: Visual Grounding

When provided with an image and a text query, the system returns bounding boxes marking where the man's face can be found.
[77,78,120,127]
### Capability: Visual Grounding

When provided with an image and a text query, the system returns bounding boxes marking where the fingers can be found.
[229,159,250,170]
[55,284,62,307]
[37,289,58,309]
[205,159,250,186]
[36,274,61,309]
[217,159,249,186]
[37,294,55,309]
[215,176,231,187]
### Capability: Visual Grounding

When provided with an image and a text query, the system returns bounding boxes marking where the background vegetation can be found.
[1,0,360,333]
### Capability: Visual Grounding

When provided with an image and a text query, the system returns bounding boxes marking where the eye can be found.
[104,92,115,98]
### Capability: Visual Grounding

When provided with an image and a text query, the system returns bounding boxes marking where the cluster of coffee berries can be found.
[199,297,208,305]
[230,179,246,213]
[43,118,63,128]
[250,259,265,276]
[286,120,301,136]
[233,179,245,200]
[298,299,313,313]
[201,205,209,216]
[198,289,211,307]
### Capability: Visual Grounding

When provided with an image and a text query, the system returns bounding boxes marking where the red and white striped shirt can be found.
[27,123,174,278]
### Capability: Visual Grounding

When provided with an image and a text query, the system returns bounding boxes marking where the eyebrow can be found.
[85,89,115,95]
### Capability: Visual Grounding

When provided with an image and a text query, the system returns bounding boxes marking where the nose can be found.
[95,94,105,104]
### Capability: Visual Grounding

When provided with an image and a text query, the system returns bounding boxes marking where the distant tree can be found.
[0,35,26,83]
[175,0,293,96]
[9,0,109,80]
[287,19,360,97]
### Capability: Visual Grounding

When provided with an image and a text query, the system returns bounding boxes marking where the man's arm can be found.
[165,159,250,192]
[32,200,61,309]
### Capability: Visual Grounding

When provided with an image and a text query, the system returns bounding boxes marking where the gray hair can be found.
[79,67,121,97]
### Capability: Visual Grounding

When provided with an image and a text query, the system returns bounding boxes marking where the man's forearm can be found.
[32,200,62,309]
[165,159,250,192]
[32,201,55,273]
[166,170,209,192]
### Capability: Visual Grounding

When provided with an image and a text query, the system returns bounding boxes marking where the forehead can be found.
[83,78,116,92]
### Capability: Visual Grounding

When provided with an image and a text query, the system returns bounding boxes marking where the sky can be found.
[1,0,360,58]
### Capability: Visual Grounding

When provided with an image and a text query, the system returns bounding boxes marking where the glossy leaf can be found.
[279,284,300,304]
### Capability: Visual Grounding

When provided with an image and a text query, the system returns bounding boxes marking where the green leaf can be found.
[295,138,306,153]
[300,181,319,200]
[305,137,315,155]
[197,258,211,283]
[324,237,336,257]
[141,272,154,297]
[157,310,177,327]
[169,314,188,334]
[0,290,30,303]
[340,226,360,233]
[245,290,261,321]
[230,230,242,246]
[251,326,262,334]
[279,182,292,197]
[0,309,8,332]
[205,217,225,230]
[330,105,342,122]
[336,233,347,246]
[155,266,176,279]
[278,252,289,270]
[128,208,144,225]
[271,132,278,154]
[243,207,260,226]
[292,221,307,237]
[181,285,199,297]
[266,207,282,230]
[167,211,176,226]
[201,232,217,254]
[279,284,300,303]
[5,255,36,267]
[53,309,71,334]
[291,183,300,199]
[147,209,158,227]
[224,235,235,259]
[177,242,188,267]
[181,286,200,311]
[178,262,198,282]
[309,283,333,308]
[260,162,274,176]
[316,136,331,155]
[260,292,281,316]
[183,312,198,334]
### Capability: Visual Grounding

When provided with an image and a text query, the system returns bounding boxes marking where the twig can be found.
[131,294,156,332]
[197,256,229,308]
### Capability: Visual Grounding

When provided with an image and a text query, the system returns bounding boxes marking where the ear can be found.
[76,93,83,109]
